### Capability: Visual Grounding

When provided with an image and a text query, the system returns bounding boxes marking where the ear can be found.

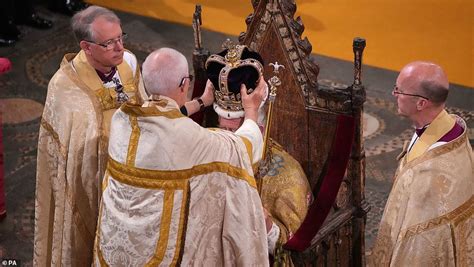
[416,99,428,110]
[181,79,191,92]
[80,40,92,55]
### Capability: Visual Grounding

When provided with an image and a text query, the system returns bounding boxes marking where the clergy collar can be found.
[415,125,429,137]
[96,67,117,83]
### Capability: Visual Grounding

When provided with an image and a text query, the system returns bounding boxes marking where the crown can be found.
[206,40,264,116]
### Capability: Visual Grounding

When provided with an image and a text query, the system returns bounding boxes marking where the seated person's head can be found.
[142,48,191,106]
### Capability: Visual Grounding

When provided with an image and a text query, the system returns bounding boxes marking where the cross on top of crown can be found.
[222,39,241,65]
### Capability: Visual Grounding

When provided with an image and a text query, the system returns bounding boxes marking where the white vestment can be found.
[368,113,474,266]
[94,96,269,266]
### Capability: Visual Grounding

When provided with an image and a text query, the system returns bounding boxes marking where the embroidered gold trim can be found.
[145,190,175,266]
[94,88,115,110]
[96,241,109,267]
[107,157,256,189]
[455,218,468,265]
[126,115,140,166]
[101,172,110,192]
[402,195,474,239]
[240,136,253,164]
[171,182,190,265]
[40,118,67,158]
[121,103,184,119]
[94,81,138,110]
[147,97,168,107]
[129,67,142,105]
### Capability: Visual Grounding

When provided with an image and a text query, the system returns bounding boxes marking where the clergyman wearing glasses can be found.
[32,5,146,266]
[368,61,474,266]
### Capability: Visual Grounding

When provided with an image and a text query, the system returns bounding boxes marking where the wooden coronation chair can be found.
[192,1,369,265]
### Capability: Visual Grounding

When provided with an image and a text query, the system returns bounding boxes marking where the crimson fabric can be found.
[0,57,12,74]
[0,114,6,221]
[284,114,356,251]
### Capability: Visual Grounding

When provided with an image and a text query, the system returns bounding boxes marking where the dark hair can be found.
[419,80,448,104]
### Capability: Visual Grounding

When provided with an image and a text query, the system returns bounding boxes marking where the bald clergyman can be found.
[368,61,474,266]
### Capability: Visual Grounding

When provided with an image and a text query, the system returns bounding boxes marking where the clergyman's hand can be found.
[200,79,215,107]
[184,80,215,116]
[241,76,267,122]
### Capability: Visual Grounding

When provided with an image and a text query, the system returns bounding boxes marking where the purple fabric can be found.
[96,67,117,83]
[439,122,463,142]
[416,122,463,142]
[415,126,428,136]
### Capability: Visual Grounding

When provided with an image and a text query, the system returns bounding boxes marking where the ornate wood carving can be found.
[240,0,319,106]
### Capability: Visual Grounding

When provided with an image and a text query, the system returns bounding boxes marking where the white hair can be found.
[142,48,188,96]
[71,5,121,43]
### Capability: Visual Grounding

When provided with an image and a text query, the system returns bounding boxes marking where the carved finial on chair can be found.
[352,37,366,87]
[268,62,284,101]
[269,62,285,74]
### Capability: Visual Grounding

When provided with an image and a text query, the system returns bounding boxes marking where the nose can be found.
[391,88,399,98]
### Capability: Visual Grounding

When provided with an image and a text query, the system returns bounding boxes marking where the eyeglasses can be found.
[392,85,429,100]
[85,33,128,51]
[179,74,194,87]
